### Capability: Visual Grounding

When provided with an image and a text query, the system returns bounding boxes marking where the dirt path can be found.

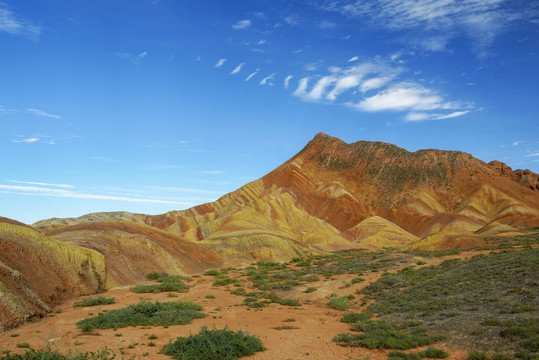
[0,251,491,360]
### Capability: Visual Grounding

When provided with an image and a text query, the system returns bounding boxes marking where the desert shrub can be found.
[77,300,205,331]
[131,281,188,293]
[0,348,117,359]
[335,320,437,350]
[274,298,300,307]
[467,351,489,360]
[15,344,30,349]
[492,354,512,360]
[73,296,115,307]
[161,326,265,360]
[205,294,215,299]
[203,270,220,276]
[212,278,238,286]
[328,296,350,311]
[304,287,317,293]
[340,313,371,323]
[146,271,168,280]
[417,347,449,358]
[351,277,366,284]
[387,351,422,360]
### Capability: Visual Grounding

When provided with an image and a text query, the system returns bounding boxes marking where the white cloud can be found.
[8,180,74,188]
[348,56,359,62]
[232,19,251,30]
[404,110,470,122]
[259,73,276,86]
[245,69,259,81]
[356,83,446,112]
[12,137,40,143]
[360,76,394,92]
[512,140,526,146]
[319,20,336,29]
[284,15,298,25]
[0,5,41,39]
[26,108,62,119]
[284,75,293,89]
[116,51,148,64]
[293,78,310,97]
[230,62,245,74]
[525,153,539,157]
[315,0,530,55]
[0,184,189,205]
[215,58,227,68]
[327,75,360,101]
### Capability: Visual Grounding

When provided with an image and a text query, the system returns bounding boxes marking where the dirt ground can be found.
[0,251,494,360]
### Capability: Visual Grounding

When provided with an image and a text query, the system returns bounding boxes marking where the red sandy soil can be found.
[0,251,498,360]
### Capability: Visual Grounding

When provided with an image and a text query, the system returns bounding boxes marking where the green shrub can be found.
[335,320,437,350]
[212,278,238,286]
[131,282,188,293]
[387,351,422,360]
[0,347,117,359]
[73,296,115,307]
[303,287,317,293]
[351,277,366,284]
[328,296,350,311]
[203,270,220,276]
[493,354,512,360]
[161,326,265,360]
[76,300,205,330]
[15,343,30,349]
[205,294,216,299]
[468,351,489,360]
[340,313,371,324]
[275,298,300,307]
[417,347,449,359]
[146,271,168,280]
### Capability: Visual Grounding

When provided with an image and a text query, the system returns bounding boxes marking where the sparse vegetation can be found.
[73,296,115,307]
[161,326,265,360]
[328,295,350,311]
[0,348,118,360]
[77,300,205,331]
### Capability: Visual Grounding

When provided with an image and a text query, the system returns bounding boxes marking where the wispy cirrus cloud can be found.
[314,0,532,55]
[0,4,41,39]
[230,62,245,74]
[215,58,227,68]
[12,137,40,143]
[0,184,189,205]
[232,19,251,30]
[259,73,276,86]
[26,108,62,119]
[8,180,74,188]
[245,69,259,81]
[197,170,225,175]
[116,51,147,64]
[284,75,293,89]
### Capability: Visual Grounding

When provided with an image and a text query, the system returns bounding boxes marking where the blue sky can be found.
[1,0,538,224]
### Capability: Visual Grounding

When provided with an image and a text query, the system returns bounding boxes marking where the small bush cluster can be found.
[132,272,189,293]
[161,326,265,360]
[328,295,350,311]
[73,296,115,307]
[334,319,438,350]
[77,300,205,331]
[0,348,117,360]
